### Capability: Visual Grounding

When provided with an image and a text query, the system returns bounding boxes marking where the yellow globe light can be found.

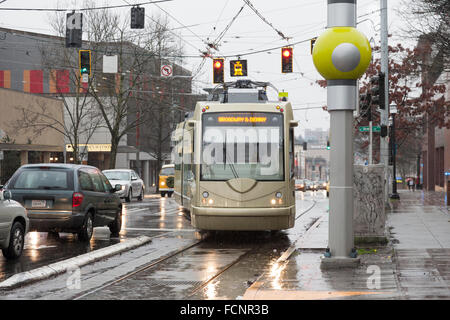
[312,27,372,80]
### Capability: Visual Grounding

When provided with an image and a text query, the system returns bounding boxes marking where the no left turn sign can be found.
[161,64,173,77]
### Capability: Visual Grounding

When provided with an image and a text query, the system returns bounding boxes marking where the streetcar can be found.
[172,80,297,231]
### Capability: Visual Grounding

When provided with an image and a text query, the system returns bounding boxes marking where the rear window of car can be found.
[10,168,74,190]
[160,167,175,176]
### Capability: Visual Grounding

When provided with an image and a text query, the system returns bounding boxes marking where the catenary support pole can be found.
[312,0,371,267]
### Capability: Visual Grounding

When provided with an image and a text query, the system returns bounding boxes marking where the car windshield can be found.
[160,167,175,176]
[103,171,130,181]
[11,168,73,190]
[201,112,284,181]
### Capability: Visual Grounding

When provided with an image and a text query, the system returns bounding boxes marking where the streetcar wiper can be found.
[223,136,238,179]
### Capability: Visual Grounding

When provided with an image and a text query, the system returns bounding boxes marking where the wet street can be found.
[0,190,329,300]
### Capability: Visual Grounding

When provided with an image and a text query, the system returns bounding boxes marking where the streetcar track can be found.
[72,237,203,300]
[73,198,321,300]
[188,250,251,297]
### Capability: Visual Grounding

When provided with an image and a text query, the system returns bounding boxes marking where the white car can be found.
[102,169,145,202]
[0,188,29,259]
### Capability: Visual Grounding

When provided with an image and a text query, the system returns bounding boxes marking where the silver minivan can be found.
[0,188,29,259]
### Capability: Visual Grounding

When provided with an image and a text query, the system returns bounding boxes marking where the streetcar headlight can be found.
[161,181,165,186]
[208,199,214,205]
[271,199,276,205]
[275,192,282,199]
[202,191,209,198]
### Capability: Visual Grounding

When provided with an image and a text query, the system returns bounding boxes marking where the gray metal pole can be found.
[329,109,354,258]
[313,0,370,265]
[326,0,357,261]
[380,0,389,198]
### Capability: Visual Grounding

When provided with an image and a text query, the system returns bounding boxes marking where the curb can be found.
[0,235,152,290]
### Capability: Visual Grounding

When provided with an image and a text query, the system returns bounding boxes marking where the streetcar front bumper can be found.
[191,205,295,231]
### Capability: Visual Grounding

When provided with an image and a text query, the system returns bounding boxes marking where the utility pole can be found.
[312,0,371,266]
[380,0,390,198]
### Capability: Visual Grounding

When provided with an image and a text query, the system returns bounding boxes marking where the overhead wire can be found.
[242,0,289,41]
[0,0,173,12]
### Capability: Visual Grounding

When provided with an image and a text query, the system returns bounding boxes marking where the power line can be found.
[0,0,173,12]
[242,0,289,41]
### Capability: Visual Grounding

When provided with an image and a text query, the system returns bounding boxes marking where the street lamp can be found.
[390,102,400,199]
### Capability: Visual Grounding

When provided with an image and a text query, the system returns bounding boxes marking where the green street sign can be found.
[359,126,381,132]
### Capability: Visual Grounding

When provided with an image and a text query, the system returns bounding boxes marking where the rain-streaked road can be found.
[0,190,329,299]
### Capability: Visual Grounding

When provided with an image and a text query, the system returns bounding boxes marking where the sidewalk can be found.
[244,190,450,300]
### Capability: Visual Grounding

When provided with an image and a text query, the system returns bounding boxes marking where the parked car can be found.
[295,179,305,192]
[102,169,145,202]
[0,188,29,259]
[6,164,122,241]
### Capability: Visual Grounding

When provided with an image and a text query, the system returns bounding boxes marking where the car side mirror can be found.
[131,177,137,181]
[113,184,121,192]
[3,190,12,201]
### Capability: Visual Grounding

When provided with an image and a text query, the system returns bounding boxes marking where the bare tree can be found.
[400,0,449,68]
[84,8,185,169]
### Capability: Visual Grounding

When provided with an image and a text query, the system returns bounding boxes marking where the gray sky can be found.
[0,0,409,137]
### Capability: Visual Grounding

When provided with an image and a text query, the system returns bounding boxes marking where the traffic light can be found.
[213,58,224,84]
[370,72,386,109]
[326,140,330,150]
[359,93,372,121]
[131,6,145,29]
[281,47,293,73]
[79,50,91,77]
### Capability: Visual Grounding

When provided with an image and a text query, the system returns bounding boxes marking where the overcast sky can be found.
[0,0,411,137]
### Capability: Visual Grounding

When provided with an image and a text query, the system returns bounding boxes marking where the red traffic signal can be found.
[281,47,293,73]
[213,58,224,83]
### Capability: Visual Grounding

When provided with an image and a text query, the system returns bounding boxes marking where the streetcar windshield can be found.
[201,112,284,181]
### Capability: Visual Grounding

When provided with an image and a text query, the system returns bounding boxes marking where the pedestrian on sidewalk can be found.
[407,178,411,190]
[408,178,414,191]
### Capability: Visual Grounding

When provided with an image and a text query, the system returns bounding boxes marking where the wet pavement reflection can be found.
[0,195,190,282]
[1,190,328,300]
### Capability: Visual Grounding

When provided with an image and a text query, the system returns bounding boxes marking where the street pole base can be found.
[320,256,360,269]
[389,193,400,200]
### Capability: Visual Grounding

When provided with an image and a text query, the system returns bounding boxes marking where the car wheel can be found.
[125,188,132,202]
[168,192,173,198]
[160,192,166,197]
[2,222,25,260]
[137,188,144,201]
[78,212,94,242]
[109,207,122,236]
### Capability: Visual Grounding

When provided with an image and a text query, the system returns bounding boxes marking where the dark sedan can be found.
[6,164,123,241]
